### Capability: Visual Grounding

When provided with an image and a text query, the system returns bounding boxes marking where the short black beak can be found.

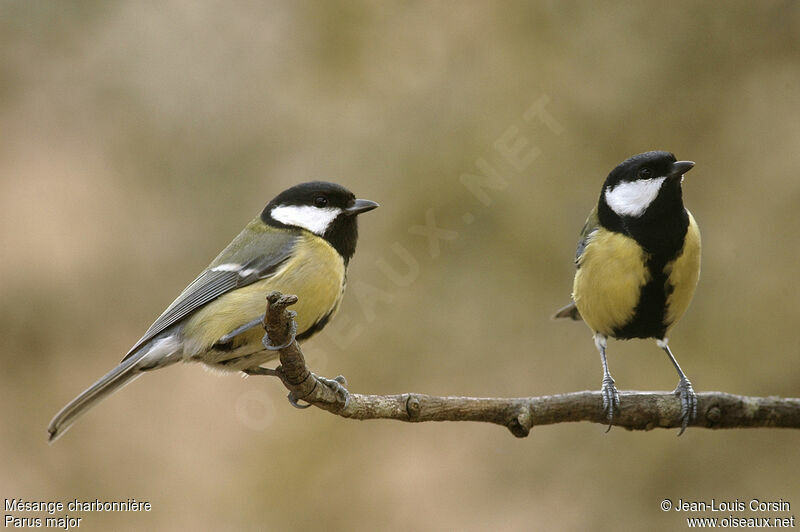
[671,160,695,177]
[345,198,379,216]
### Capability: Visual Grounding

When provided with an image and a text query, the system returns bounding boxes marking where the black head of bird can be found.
[263,181,378,264]
[554,151,701,434]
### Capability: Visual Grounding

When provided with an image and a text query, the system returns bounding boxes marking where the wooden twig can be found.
[261,292,800,437]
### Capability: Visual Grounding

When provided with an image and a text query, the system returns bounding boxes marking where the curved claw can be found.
[262,317,298,351]
[287,392,312,409]
[284,374,350,409]
[601,376,620,431]
[314,373,350,409]
[674,377,697,436]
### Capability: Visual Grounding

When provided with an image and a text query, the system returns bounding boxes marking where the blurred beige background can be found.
[2,1,799,530]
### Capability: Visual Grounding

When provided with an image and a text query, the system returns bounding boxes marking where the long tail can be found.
[48,355,145,443]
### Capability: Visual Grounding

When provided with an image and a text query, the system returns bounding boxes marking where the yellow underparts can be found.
[572,213,701,337]
[664,213,701,326]
[181,232,345,359]
[573,229,649,337]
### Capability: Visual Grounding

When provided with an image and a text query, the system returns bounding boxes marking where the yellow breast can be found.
[664,212,701,327]
[572,228,650,337]
[573,213,701,337]
[182,232,346,354]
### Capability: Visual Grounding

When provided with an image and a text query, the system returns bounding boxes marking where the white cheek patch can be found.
[605,176,667,217]
[270,205,342,235]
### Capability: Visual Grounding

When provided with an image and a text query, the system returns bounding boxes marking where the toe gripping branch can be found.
[258,291,350,411]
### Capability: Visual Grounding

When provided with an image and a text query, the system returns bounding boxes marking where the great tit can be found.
[554,151,701,433]
[48,181,378,442]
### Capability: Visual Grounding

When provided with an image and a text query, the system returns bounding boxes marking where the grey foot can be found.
[286,374,349,409]
[674,377,697,436]
[262,314,298,351]
[314,373,350,408]
[601,375,620,431]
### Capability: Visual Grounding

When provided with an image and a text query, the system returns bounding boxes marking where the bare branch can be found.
[260,292,800,437]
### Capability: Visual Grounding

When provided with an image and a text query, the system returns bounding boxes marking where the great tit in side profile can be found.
[48,181,378,442]
[554,151,701,434]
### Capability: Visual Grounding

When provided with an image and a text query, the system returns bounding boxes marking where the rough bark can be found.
[261,292,800,437]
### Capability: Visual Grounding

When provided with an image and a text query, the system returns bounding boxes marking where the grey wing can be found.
[123,230,298,360]
[574,206,599,267]
[552,207,599,321]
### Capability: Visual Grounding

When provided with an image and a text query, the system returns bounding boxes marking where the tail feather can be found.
[47,356,142,443]
[553,301,582,321]
[49,332,183,442]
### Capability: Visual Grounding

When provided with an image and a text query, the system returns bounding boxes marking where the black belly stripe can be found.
[613,255,673,340]
[213,338,237,352]
[612,210,689,340]
[296,311,334,341]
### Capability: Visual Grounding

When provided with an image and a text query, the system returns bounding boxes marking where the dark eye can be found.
[638,167,652,179]
[314,195,328,207]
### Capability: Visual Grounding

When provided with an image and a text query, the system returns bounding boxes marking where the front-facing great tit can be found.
[554,151,701,433]
[48,181,378,442]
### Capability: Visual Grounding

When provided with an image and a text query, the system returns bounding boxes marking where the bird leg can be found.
[217,315,266,344]
[243,364,312,409]
[242,369,349,410]
[594,333,620,431]
[657,338,697,435]
[241,364,312,408]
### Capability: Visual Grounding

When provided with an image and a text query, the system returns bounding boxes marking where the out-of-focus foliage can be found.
[1,2,798,530]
